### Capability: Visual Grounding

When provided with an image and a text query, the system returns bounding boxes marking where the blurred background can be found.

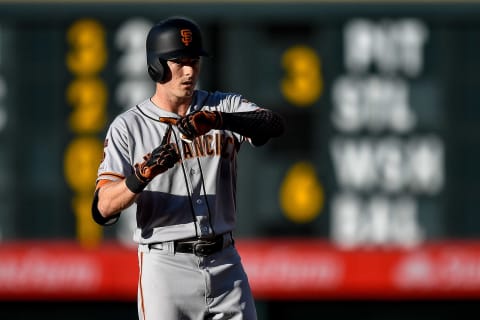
[0,0,479,319]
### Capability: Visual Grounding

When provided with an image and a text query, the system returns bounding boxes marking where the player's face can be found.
[166,57,200,98]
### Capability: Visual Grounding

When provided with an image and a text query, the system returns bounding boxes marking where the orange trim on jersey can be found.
[96,172,126,191]
[98,171,125,179]
[95,179,113,190]
[138,252,146,320]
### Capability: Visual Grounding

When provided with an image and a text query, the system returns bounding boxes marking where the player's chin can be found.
[180,86,195,97]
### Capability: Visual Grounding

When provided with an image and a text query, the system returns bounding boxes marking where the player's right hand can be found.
[135,143,180,181]
[134,125,180,181]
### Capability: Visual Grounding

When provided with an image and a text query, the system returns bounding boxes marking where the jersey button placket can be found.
[187,163,211,237]
[190,166,204,211]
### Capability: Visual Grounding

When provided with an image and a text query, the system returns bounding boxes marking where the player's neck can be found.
[151,91,193,116]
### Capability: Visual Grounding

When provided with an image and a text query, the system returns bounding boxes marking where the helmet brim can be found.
[159,48,210,60]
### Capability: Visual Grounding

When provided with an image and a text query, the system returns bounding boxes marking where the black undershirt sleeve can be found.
[220,109,285,146]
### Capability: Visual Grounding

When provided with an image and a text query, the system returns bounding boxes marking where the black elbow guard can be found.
[91,189,121,226]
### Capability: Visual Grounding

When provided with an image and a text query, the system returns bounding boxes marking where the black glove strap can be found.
[125,173,149,194]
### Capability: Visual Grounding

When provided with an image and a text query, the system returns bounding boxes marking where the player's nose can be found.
[182,64,195,74]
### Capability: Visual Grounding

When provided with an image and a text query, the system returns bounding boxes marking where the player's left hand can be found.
[160,110,223,141]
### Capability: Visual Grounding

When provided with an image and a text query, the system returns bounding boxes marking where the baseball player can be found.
[91,16,285,320]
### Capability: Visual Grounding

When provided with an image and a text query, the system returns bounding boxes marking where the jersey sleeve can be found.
[96,116,133,184]
[224,93,260,113]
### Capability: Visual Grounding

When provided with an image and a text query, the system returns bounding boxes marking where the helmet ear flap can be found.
[147,56,170,83]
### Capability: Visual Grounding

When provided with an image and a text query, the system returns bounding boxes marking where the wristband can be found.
[125,173,149,194]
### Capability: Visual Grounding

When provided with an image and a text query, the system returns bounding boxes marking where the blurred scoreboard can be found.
[0,1,479,248]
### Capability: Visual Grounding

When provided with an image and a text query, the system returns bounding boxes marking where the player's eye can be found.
[170,57,200,66]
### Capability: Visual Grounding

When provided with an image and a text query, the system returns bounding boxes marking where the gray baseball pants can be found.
[137,241,257,320]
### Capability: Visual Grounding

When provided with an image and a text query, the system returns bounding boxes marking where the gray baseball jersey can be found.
[96,89,258,244]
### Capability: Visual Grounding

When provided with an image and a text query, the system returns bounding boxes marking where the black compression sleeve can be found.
[91,189,121,226]
[220,109,285,145]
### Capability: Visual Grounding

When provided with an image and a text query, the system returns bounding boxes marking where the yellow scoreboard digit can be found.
[281,45,323,107]
[64,19,108,247]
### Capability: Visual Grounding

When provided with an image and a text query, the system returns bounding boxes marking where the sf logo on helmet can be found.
[180,29,193,46]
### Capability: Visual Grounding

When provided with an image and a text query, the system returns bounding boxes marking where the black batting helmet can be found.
[146,17,209,82]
